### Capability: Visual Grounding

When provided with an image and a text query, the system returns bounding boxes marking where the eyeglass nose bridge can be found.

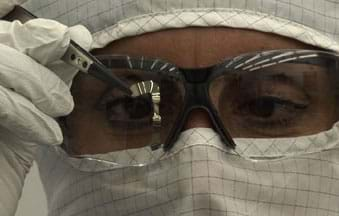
[163,80,236,151]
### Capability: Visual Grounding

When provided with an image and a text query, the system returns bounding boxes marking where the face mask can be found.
[37,127,339,216]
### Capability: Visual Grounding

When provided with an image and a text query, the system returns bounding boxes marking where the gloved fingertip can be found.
[68,25,93,51]
[51,128,64,146]
[39,122,64,146]
[32,115,64,146]
[24,19,70,65]
[36,91,74,118]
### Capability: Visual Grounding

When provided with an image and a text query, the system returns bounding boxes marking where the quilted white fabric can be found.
[23,0,339,52]
[235,123,339,158]
[37,128,339,216]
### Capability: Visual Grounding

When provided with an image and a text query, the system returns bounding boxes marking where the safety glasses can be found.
[62,49,339,165]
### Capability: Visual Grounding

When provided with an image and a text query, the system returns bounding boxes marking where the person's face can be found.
[65,27,339,154]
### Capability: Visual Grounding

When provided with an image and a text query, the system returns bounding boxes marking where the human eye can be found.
[236,94,309,129]
[104,93,154,128]
[97,80,157,130]
[210,70,317,137]
[232,74,311,136]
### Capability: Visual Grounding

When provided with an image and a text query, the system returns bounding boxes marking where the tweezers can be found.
[3,6,131,94]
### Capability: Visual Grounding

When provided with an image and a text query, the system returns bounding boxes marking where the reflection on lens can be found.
[105,94,154,127]
[66,69,185,156]
[209,62,339,138]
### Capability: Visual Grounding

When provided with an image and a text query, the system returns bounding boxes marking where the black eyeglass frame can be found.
[95,49,339,152]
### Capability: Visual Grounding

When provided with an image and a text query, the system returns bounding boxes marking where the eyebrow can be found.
[255,63,317,87]
[262,73,299,85]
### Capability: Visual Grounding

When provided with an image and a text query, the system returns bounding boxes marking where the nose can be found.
[183,109,214,130]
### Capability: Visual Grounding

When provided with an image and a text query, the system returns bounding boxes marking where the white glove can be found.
[0,18,92,216]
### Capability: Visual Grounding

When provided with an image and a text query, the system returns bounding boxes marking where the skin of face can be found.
[63,27,338,154]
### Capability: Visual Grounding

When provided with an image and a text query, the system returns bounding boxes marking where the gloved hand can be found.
[0,17,92,216]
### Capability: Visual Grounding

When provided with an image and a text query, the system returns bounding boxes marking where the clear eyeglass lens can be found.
[210,60,339,139]
[65,68,185,165]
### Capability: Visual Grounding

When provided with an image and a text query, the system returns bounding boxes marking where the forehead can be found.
[92,27,317,68]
